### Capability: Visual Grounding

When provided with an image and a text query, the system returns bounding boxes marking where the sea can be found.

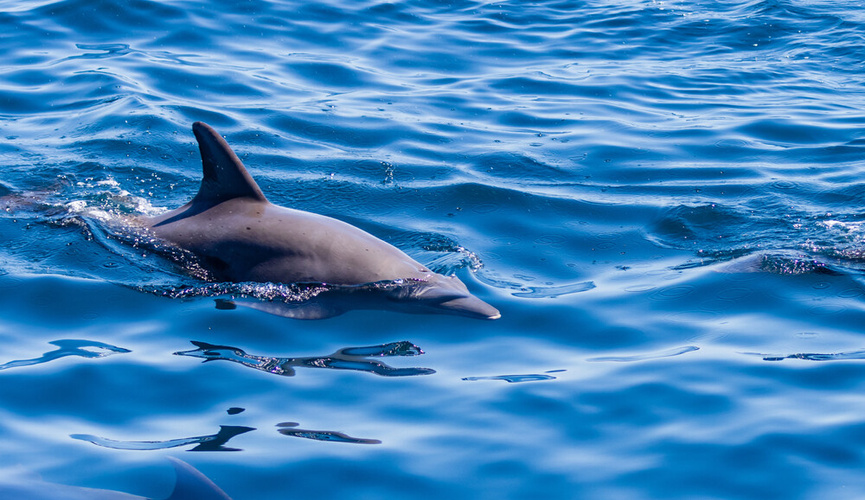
[1,0,865,498]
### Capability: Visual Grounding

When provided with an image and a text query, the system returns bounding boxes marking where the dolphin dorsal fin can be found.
[191,121,267,205]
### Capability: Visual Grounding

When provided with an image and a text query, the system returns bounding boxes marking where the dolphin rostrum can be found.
[144,122,500,320]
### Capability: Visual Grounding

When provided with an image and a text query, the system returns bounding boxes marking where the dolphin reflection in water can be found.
[174,340,435,377]
[71,426,255,453]
[73,419,381,450]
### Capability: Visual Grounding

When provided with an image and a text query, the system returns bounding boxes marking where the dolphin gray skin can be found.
[0,458,231,500]
[145,122,500,320]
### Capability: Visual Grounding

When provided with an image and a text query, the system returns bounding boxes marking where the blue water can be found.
[2,0,865,498]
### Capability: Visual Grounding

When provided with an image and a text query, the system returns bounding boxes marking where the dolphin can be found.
[0,458,231,500]
[144,122,500,320]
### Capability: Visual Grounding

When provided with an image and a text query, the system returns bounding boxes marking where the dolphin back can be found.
[165,457,232,500]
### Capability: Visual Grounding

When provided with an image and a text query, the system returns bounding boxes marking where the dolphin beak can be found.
[439,295,501,320]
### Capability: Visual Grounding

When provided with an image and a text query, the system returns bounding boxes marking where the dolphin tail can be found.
[165,457,232,500]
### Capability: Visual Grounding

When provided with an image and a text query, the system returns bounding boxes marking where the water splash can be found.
[174,340,435,377]
[0,340,130,371]
[755,253,841,276]
[152,280,330,303]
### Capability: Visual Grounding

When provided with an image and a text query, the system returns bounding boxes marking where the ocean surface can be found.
[2,0,865,498]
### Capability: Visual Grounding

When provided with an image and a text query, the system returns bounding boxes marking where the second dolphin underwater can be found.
[144,122,500,320]
[0,458,230,500]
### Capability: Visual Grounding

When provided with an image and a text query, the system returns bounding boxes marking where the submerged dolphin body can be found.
[145,122,500,320]
[0,458,231,500]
